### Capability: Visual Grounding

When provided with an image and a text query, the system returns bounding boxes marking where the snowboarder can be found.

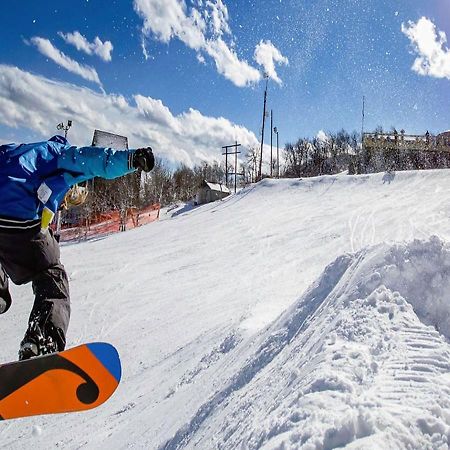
[0,135,154,360]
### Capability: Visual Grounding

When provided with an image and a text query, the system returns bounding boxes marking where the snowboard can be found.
[0,342,121,421]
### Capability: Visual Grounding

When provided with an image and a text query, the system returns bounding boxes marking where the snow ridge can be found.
[161,254,355,450]
[163,237,450,449]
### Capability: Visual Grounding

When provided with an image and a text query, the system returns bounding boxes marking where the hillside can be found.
[2,170,450,449]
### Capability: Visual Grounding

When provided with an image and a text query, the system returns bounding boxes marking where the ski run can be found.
[2,169,450,449]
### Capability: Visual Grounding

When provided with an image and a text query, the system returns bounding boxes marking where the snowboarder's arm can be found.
[39,146,135,229]
[39,145,153,228]
[57,146,136,181]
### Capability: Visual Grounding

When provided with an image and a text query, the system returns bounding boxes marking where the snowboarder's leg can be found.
[0,227,70,360]
[19,266,70,360]
[30,264,70,347]
[0,264,12,314]
[0,228,62,284]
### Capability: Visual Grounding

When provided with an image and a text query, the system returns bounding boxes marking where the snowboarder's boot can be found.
[18,321,61,360]
[18,302,65,361]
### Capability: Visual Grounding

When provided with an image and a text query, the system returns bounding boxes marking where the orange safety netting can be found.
[56,204,160,242]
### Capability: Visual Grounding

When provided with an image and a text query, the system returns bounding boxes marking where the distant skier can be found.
[0,135,154,360]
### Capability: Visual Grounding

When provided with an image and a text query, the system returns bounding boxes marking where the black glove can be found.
[132,147,154,172]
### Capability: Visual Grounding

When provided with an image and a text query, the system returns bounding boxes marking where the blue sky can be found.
[0,0,448,167]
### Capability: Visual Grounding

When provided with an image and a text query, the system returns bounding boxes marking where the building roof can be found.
[202,181,231,193]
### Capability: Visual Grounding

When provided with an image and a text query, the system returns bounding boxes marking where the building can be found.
[195,181,230,205]
[360,129,450,174]
[363,130,450,152]
[437,131,450,147]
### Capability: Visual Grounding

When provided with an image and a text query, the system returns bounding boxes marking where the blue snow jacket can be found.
[0,135,136,232]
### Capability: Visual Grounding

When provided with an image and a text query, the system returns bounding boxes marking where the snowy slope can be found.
[2,170,450,449]
[171,239,450,449]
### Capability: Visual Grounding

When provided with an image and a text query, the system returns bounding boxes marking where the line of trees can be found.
[282,127,450,177]
[283,129,360,178]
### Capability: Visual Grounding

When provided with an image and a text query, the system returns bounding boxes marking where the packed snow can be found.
[2,169,450,449]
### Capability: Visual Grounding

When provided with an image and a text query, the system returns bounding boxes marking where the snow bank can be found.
[370,236,450,339]
[163,237,450,449]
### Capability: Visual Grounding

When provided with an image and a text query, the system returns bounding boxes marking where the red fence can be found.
[56,204,160,242]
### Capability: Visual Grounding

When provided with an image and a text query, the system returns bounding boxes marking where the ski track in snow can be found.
[2,170,450,449]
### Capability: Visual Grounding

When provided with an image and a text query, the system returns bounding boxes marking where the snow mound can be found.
[163,237,450,449]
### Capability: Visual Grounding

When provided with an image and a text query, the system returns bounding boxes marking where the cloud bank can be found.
[133,0,288,87]
[58,31,114,62]
[0,65,259,167]
[402,17,450,80]
[29,37,102,86]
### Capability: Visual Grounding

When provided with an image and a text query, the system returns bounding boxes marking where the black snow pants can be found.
[0,227,70,350]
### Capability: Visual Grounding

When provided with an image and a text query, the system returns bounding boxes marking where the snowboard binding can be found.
[19,320,59,361]
[18,301,65,361]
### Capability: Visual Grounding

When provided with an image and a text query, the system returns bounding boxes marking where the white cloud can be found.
[0,65,259,167]
[254,40,289,85]
[205,0,230,36]
[141,35,151,60]
[134,0,205,49]
[58,31,114,62]
[205,38,261,87]
[30,37,102,86]
[402,17,450,80]
[133,0,287,87]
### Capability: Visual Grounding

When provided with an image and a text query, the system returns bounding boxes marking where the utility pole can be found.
[234,141,238,193]
[270,110,273,177]
[361,96,365,145]
[225,145,228,187]
[276,127,279,178]
[222,143,241,193]
[274,126,279,178]
[259,75,269,181]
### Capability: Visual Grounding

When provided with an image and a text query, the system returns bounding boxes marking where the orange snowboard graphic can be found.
[0,342,121,420]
